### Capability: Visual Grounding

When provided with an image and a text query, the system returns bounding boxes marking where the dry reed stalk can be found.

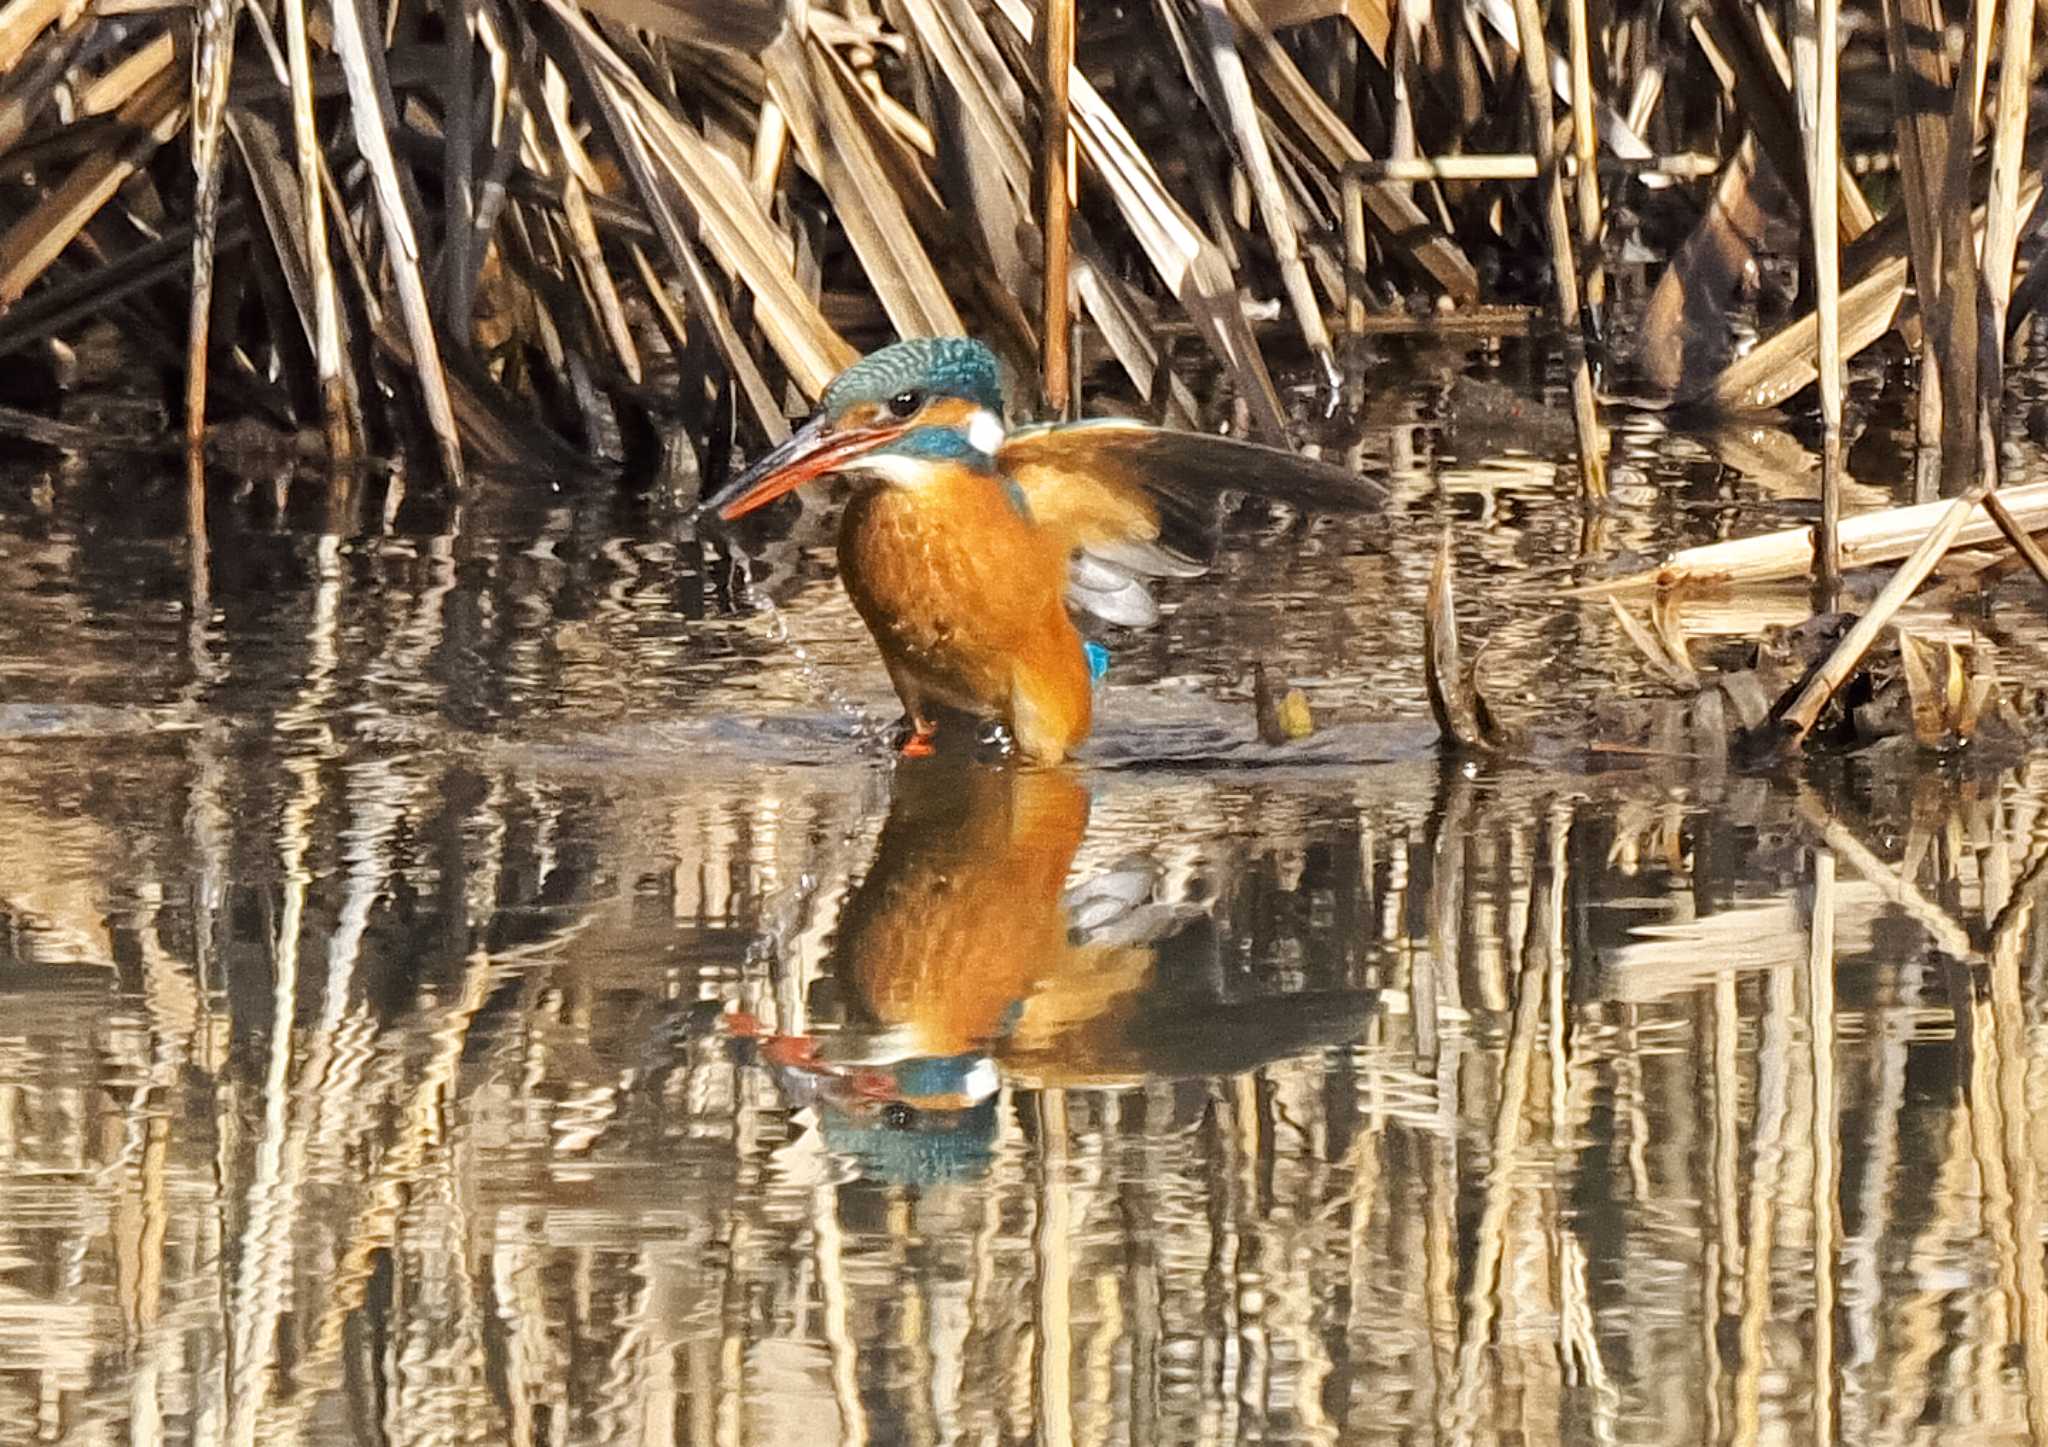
[1771,486,1985,745]
[1981,0,2034,443]
[1564,0,1600,311]
[328,0,464,483]
[1341,171,1367,332]
[184,0,240,455]
[1589,478,2048,593]
[993,0,1291,435]
[1223,0,1478,302]
[767,30,959,339]
[1505,0,1602,496]
[1935,0,1984,491]
[1791,0,1842,425]
[1346,151,1720,180]
[1038,0,1073,416]
[1880,0,1957,488]
[1708,234,1913,413]
[279,0,354,456]
[0,0,75,72]
[1791,0,1844,593]
[1166,0,1336,384]
[0,61,183,304]
[1982,491,2048,592]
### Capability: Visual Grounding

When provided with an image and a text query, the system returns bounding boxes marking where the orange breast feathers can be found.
[836,464,1093,758]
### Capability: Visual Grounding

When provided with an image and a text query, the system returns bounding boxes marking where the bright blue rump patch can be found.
[1083,640,1111,683]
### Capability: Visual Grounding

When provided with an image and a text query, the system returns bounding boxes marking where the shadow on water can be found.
[4,361,2048,1442]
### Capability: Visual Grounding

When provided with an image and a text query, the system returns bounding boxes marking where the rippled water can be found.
[3,349,2048,1445]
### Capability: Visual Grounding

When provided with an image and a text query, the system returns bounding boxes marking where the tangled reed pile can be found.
[0,0,2040,492]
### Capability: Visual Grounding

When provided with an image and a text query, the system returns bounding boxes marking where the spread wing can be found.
[997,419,1383,628]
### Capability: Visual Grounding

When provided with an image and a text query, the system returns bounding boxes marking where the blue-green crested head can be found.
[822,337,1004,416]
[697,338,1008,522]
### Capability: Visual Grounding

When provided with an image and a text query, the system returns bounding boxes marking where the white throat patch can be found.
[854,453,938,487]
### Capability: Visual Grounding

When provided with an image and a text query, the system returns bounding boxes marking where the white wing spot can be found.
[967,410,1006,458]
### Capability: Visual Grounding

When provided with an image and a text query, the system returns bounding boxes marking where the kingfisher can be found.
[699,337,1379,764]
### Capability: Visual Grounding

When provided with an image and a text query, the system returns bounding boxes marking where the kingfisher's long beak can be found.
[697,414,905,521]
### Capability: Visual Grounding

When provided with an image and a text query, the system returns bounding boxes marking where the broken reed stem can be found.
[1039,0,1075,419]
[1587,477,2048,592]
[1776,486,1985,744]
[1983,490,2048,593]
[1344,153,1722,182]
[1341,172,1367,332]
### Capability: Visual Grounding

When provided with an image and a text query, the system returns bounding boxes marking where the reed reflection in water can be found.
[2,709,2046,1445]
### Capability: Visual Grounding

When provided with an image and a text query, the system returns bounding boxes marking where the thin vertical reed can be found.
[1793,0,1842,588]
[1981,0,2034,465]
[1039,0,1075,418]
[184,0,239,455]
[1565,0,1603,313]
[283,0,354,458]
[1506,0,1604,496]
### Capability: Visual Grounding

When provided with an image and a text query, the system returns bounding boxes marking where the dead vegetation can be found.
[0,0,2043,494]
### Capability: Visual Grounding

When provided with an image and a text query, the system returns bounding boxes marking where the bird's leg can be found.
[884,660,939,758]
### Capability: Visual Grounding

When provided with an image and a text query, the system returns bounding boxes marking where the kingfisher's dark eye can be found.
[886,389,925,419]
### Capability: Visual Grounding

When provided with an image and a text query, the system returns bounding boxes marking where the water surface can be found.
[2,351,2046,1444]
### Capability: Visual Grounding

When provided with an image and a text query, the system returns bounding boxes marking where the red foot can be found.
[760,1034,823,1069]
[900,729,937,759]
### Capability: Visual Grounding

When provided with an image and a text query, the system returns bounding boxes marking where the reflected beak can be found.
[697,414,904,521]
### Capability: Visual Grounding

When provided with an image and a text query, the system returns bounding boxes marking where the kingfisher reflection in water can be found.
[727,759,1380,1184]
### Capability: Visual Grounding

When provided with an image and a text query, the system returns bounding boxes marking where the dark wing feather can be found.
[1001,418,1384,545]
[1000,418,1382,630]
